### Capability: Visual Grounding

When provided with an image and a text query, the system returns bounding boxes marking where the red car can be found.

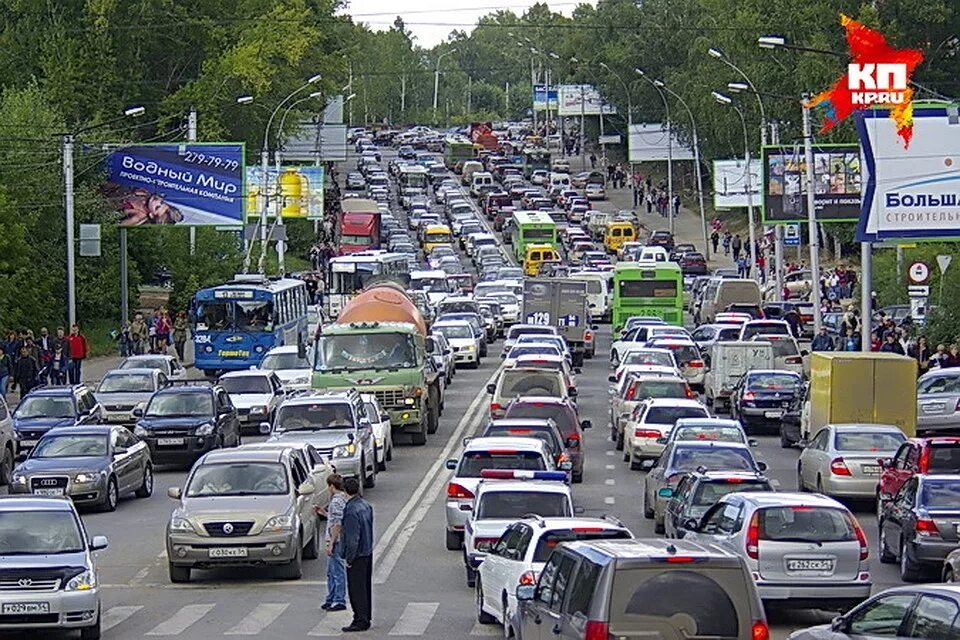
[877,437,960,514]
[503,396,592,484]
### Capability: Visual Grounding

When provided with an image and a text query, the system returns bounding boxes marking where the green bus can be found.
[522,147,551,178]
[510,211,558,262]
[612,261,684,329]
[444,137,477,169]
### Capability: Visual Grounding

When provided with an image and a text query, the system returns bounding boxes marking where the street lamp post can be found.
[655,80,710,260]
[433,49,457,124]
[599,62,634,183]
[636,68,673,234]
[712,91,758,283]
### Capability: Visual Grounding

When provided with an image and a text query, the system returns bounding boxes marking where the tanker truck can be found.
[311,281,441,445]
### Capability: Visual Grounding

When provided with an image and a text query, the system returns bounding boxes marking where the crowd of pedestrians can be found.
[0,325,88,399]
[119,307,186,359]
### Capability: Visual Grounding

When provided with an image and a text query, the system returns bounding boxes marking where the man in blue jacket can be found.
[339,477,374,632]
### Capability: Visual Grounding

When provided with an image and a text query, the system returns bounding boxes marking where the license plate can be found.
[157,437,184,446]
[923,403,945,413]
[208,547,247,558]
[33,488,63,496]
[862,465,881,475]
[2,602,50,615]
[787,559,834,572]
[19,439,37,448]
[764,410,784,419]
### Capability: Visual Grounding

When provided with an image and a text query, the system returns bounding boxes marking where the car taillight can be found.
[742,391,755,401]
[474,537,498,552]
[684,385,696,399]
[846,513,869,560]
[919,445,931,472]
[518,571,537,585]
[746,512,759,559]
[830,457,852,476]
[688,359,704,368]
[584,620,610,640]
[490,402,503,414]
[752,620,770,640]
[625,386,636,401]
[916,518,942,538]
[584,330,593,341]
[634,429,661,439]
[447,483,474,500]
[785,356,803,364]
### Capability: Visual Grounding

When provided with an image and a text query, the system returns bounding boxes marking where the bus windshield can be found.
[522,228,555,241]
[198,299,274,331]
[316,333,418,371]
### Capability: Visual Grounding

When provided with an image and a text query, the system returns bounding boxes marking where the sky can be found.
[342,0,590,48]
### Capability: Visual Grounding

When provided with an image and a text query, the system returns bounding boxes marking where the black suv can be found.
[662,470,774,539]
[133,383,240,467]
[12,385,102,454]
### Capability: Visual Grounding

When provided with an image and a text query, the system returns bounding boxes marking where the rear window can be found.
[670,446,756,472]
[476,491,570,519]
[532,529,631,563]
[834,432,905,452]
[919,375,960,394]
[498,371,563,398]
[747,373,800,390]
[645,406,709,425]
[673,426,746,444]
[757,506,856,543]
[926,445,960,472]
[655,344,700,364]
[457,451,546,477]
[484,427,560,453]
[509,327,554,339]
[765,339,799,357]
[920,479,960,508]
[622,351,676,368]
[630,380,690,401]
[609,566,748,637]
[692,480,773,506]
[505,403,577,436]
[742,323,789,339]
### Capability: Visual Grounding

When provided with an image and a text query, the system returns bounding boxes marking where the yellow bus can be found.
[422,224,454,253]
[603,221,637,253]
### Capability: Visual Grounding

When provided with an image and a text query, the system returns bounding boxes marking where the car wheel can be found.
[0,446,13,485]
[303,523,320,560]
[101,476,119,513]
[654,516,665,535]
[779,426,792,449]
[79,607,101,640]
[900,540,922,582]
[643,490,654,519]
[946,567,956,583]
[615,429,624,451]
[797,466,806,492]
[426,396,439,435]
[363,457,376,489]
[386,443,393,462]
[816,475,825,494]
[279,535,304,580]
[572,471,583,484]
[135,465,153,498]
[377,444,387,472]
[446,530,462,551]
[476,579,495,624]
[168,563,191,583]
[878,524,895,563]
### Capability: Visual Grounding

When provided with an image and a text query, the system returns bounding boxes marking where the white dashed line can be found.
[604,478,615,486]
[604,497,616,505]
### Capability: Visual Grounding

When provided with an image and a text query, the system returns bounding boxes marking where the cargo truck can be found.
[521,280,593,367]
[312,281,441,445]
[801,352,917,441]
[339,198,382,254]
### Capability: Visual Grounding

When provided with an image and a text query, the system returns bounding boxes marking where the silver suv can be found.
[684,492,871,611]
[515,538,768,640]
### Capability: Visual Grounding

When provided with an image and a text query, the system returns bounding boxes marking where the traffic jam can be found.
[1,124,959,640]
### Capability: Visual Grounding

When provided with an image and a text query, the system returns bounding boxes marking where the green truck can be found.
[311,282,441,445]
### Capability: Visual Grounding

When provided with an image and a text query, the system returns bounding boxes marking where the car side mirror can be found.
[580,419,592,430]
[90,535,109,551]
[298,482,315,496]
[113,447,128,457]
[748,439,759,447]
[347,432,356,443]
[591,325,599,331]
[167,487,182,500]
[658,487,674,498]
[460,503,473,511]
[831,616,848,633]
[380,413,390,422]
[218,405,233,415]
[445,459,458,470]
[683,518,699,531]
[425,341,435,354]
[516,585,536,602]
[486,383,496,394]
[800,349,810,356]
[443,349,452,356]
[878,457,892,468]
[259,422,272,435]
[607,374,617,383]
[757,461,768,472]
[567,387,577,398]
[641,458,657,471]
[656,437,668,445]
[132,407,144,418]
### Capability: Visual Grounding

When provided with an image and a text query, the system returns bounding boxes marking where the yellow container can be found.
[807,352,917,439]
[603,221,636,253]
[280,169,304,218]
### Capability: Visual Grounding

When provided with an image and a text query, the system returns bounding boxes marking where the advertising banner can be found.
[857,104,960,240]
[627,123,695,163]
[104,143,245,226]
[557,85,616,116]
[761,144,861,223]
[712,158,761,209]
[245,165,325,220]
[533,85,558,111]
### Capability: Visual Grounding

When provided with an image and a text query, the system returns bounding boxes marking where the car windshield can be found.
[509,327,554,340]
[316,333,418,371]
[622,351,676,368]
[14,396,75,419]
[260,352,311,370]
[692,480,772,506]
[747,373,800,390]
[758,506,856,542]
[919,375,960,394]
[630,380,690,401]
[673,426,745,444]
[476,491,570,519]
[98,373,155,393]
[186,462,289,497]
[434,325,474,340]
[920,479,960,508]
[508,345,561,359]
[531,529,631,563]
[484,428,559,452]
[457,451,546,477]
[645,406,709,425]
[219,376,273,395]
[410,276,449,292]
[197,299,275,332]
[834,431,905,452]
[670,446,755,472]
[275,403,354,431]
[763,338,799,357]
[498,371,563,398]
[0,511,84,555]
[32,434,109,458]
[146,393,212,417]
[438,301,478,315]
[652,344,700,364]
[120,357,168,372]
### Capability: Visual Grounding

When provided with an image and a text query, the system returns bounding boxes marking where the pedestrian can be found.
[12,345,38,399]
[722,232,731,256]
[37,327,53,385]
[340,477,373,632]
[841,328,860,352]
[173,312,188,362]
[0,346,10,397]
[645,191,653,214]
[66,324,88,385]
[319,473,348,612]
[156,309,171,355]
[783,308,802,338]
[880,333,905,355]
[589,153,596,169]
[731,234,742,261]
[129,312,148,355]
[910,336,931,376]
[710,230,720,254]
[736,255,749,278]
[756,253,766,284]
[51,327,69,385]
[811,327,834,351]
[672,194,681,216]
[632,184,640,207]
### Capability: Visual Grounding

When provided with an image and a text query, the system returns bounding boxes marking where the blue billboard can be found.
[533,85,558,111]
[104,143,245,226]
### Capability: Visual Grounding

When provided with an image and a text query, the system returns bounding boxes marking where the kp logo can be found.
[806,14,923,147]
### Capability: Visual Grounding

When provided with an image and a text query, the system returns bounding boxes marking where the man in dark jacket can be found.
[340,477,373,632]
[811,327,834,351]
[12,345,38,399]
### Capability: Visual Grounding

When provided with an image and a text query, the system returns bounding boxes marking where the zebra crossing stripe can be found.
[224,603,290,635]
[101,605,143,632]
[469,621,501,636]
[145,603,216,636]
[388,602,439,636]
[307,608,353,636]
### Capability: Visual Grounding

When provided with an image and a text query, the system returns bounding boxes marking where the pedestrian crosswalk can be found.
[100,600,501,637]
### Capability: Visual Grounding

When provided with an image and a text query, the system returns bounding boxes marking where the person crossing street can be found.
[340,477,373,632]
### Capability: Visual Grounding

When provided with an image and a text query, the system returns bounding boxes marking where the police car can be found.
[476,516,633,630]
[444,437,559,551]
[462,469,573,588]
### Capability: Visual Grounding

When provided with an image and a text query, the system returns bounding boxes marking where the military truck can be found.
[521,279,592,367]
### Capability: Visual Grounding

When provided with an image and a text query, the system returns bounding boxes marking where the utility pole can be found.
[348,65,354,126]
[505,81,510,114]
[188,107,197,256]
[63,134,77,327]
[400,74,407,123]
[802,99,823,334]
[579,85,586,166]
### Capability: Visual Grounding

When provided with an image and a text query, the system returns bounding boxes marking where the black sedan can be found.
[729,370,802,434]
[879,473,960,581]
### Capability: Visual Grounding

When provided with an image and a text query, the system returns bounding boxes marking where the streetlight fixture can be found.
[236,95,254,105]
[712,91,759,283]
[758,36,786,49]
[635,67,674,233]
[727,81,749,92]
[123,106,146,118]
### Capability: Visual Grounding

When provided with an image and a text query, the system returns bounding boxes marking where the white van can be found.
[470,171,495,198]
[568,272,610,322]
[461,160,484,185]
[549,172,571,191]
[638,246,669,262]
[703,341,775,411]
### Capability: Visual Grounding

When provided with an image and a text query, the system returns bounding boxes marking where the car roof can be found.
[729,491,845,509]
[155,384,212,395]
[826,423,902,432]
[513,354,565,363]
[693,470,768,481]
[197,448,285,464]
[103,368,157,376]
[477,480,571,494]
[564,538,738,564]
[746,369,801,376]
[518,516,628,531]
[641,398,706,408]
[124,354,173,361]
[219,370,273,379]
[0,495,78,512]
[672,440,751,451]
[44,425,114,437]
[280,391,354,406]
[488,418,557,429]
[463,436,548,452]
[674,418,742,428]
[25,386,80,396]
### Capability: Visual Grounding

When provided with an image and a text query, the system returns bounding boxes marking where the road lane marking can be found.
[470,622,501,636]
[604,478,615,485]
[372,367,498,585]
[144,603,215,635]
[102,605,143,632]
[605,450,615,456]
[225,603,289,635]
[604,497,615,505]
[308,609,353,636]
[388,602,439,635]
[605,464,615,470]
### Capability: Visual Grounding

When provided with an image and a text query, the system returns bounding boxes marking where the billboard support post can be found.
[188,108,197,257]
[63,134,76,328]
[861,241,872,352]
[802,100,822,334]
[120,227,129,326]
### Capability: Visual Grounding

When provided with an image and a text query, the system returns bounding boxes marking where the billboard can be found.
[557,85,616,116]
[761,143,861,223]
[283,120,347,163]
[245,165,325,220]
[712,159,761,209]
[627,123,695,163]
[533,85,558,111]
[857,104,960,241]
[104,143,245,226]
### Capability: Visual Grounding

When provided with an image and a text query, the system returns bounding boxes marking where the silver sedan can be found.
[797,423,906,499]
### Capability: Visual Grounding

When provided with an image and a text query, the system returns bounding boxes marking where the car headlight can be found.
[10,473,26,486]
[250,405,268,415]
[195,423,215,436]
[169,517,197,534]
[375,437,383,447]
[133,425,148,437]
[65,570,96,592]
[464,344,476,351]
[403,397,416,406]
[263,514,295,532]
[333,443,358,459]
[74,472,101,484]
